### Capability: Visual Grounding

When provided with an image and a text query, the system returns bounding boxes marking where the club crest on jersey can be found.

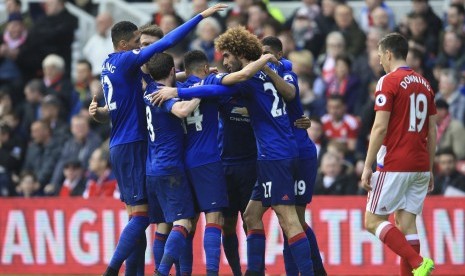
[376,94,387,106]
[132,49,141,54]
[284,74,293,82]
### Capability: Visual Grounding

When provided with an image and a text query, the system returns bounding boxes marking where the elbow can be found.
[176,108,191,118]
[372,125,387,137]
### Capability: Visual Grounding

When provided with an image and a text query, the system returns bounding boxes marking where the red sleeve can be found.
[374,75,395,112]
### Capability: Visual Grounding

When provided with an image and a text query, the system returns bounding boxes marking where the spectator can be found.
[247,1,278,39]
[371,7,392,33]
[314,151,358,195]
[42,54,77,120]
[435,30,465,71]
[74,59,93,102]
[151,0,184,26]
[324,54,361,113]
[406,48,437,91]
[315,31,346,97]
[0,0,33,33]
[18,79,45,138]
[410,0,442,38]
[0,90,13,119]
[333,3,366,56]
[407,12,439,58]
[307,116,327,158]
[82,12,114,77]
[45,114,102,195]
[16,0,78,80]
[0,13,26,88]
[225,0,253,20]
[57,160,86,197]
[16,171,42,198]
[432,148,465,195]
[22,120,62,188]
[289,4,325,56]
[285,0,320,30]
[40,95,70,145]
[0,123,25,196]
[315,0,338,39]
[321,94,359,152]
[189,18,222,63]
[83,147,117,198]
[435,99,465,160]
[445,4,465,35]
[278,31,296,57]
[359,0,395,33]
[436,69,465,124]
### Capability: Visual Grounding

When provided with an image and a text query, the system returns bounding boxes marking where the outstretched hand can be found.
[200,3,228,18]
[150,87,178,106]
[294,116,312,129]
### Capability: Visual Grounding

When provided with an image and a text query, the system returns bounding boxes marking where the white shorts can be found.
[366,171,430,215]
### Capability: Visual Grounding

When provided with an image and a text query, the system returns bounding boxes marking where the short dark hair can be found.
[435,99,449,110]
[378,33,409,60]
[450,3,465,16]
[436,147,457,159]
[19,170,37,182]
[262,36,283,52]
[26,79,46,95]
[111,21,138,47]
[183,50,208,73]
[77,59,92,72]
[335,53,352,68]
[139,23,164,39]
[327,94,345,104]
[147,53,174,81]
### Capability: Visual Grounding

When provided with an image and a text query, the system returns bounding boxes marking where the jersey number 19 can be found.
[408,93,427,132]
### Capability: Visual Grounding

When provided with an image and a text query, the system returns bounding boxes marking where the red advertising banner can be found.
[0,196,463,275]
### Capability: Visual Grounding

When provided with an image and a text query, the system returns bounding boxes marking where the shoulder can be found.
[321,114,331,123]
[343,114,359,129]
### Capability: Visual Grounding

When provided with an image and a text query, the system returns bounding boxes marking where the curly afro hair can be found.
[215,26,262,61]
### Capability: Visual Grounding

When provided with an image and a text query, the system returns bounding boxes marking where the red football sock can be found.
[400,235,420,276]
[376,222,423,269]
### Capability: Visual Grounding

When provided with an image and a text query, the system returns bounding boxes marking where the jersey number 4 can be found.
[186,106,203,131]
[408,93,427,132]
[102,75,117,111]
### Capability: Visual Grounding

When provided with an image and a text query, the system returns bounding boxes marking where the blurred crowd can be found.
[1,0,465,199]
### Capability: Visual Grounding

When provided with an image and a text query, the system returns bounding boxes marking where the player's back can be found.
[232,71,298,160]
[101,51,147,148]
[282,70,316,159]
[375,67,436,172]
[181,75,221,169]
[144,83,185,176]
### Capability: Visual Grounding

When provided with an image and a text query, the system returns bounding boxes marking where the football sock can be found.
[283,234,298,276]
[157,225,188,276]
[400,234,420,276]
[153,231,168,271]
[180,232,194,275]
[108,212,149,272]
[223,232,242,276]
[376,222,423,269]
[204,223,222,275]
[246,229,266,273]
[289,232,314,276]
[125,231,146,276]
[304,224,326,275]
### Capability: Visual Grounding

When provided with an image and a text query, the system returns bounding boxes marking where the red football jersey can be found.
[374,67,436,172]
[321,113,359,142]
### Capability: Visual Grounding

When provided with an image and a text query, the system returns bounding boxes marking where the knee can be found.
[243,208,259,229]
[206,211,224,226]
[364,216,379,234]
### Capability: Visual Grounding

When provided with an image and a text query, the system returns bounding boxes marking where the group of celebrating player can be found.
[89,3,436,276]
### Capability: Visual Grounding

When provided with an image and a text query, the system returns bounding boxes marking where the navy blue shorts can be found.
[146,174,195,223]
[223,162,257,217]
[295,156,318,206]
[110,141,147,206]
[146,176,165,224]
[187,161,229,212]
[251,159,298,207]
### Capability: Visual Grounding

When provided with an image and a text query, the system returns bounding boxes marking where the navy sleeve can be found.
[162,98,178,113]
[136,14,203,66]
[178,84,239,98]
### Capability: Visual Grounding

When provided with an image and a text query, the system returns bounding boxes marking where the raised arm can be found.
[221,54,278,85]
[89,95,110,123]
[137,3,228,66]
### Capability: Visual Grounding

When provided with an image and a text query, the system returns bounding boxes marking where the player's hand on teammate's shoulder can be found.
[361,166,373,191]
[209,67,218,74]
[262,53,279,65]
[151,87,178,106]
[200,3,228,18]
[294,116,311,129]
